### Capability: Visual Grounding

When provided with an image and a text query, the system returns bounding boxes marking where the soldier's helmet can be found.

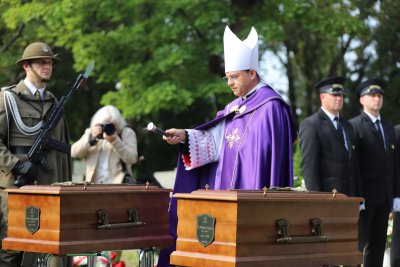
[16,42,61,65]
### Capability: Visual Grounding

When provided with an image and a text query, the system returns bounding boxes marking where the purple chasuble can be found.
[157,85,297,266]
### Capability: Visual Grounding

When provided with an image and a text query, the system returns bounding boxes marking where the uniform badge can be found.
[42,44,49,53]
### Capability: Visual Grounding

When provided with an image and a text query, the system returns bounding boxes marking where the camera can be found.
[96,123,116,139]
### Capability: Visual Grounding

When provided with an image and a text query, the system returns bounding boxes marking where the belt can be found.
[9,146,31,154]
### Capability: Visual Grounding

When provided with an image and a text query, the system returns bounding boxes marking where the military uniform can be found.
[0,43,71,267]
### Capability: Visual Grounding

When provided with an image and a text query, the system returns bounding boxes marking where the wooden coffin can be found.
[2,184,173,255]
[170,189,363,267]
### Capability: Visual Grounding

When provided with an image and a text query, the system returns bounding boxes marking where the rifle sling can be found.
[10,146,31,154]
[10,138,70,155]
[46,138,71,154]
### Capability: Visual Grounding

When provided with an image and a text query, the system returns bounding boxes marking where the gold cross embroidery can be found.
[226,128,241,149]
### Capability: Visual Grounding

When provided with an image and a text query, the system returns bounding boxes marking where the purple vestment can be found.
[157,85,297,266]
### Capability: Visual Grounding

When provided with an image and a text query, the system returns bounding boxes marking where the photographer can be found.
[71,105,138,184]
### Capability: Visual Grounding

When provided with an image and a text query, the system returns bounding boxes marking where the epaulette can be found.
[45,90,58,102]
[1,85,16,92]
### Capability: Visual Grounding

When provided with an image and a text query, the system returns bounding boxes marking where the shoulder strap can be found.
[1,85,16,147]
[119,126,129,172]
[1,84,16,92]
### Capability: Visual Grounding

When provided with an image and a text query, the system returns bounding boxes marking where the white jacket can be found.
[71,127,138,183]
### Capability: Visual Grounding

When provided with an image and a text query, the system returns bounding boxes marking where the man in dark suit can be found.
[299,76,361,197]
[349,79,400,267]
[390,125,400,267]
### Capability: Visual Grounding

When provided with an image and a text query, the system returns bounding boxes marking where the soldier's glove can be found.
[11,161,39,187]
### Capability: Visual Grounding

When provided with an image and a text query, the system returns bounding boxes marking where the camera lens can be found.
[104,123,116,135]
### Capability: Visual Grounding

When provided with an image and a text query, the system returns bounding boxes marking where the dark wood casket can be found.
[2,183,173,255]
[170,189,363,267]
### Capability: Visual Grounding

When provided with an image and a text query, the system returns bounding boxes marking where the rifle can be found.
[14,62,95,187]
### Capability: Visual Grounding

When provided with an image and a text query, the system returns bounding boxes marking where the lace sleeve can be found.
[182,121,224,170]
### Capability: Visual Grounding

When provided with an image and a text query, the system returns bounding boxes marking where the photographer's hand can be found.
[104,132,117,143]
[91,124,103,140]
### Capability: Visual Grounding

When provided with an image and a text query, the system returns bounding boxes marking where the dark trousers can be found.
[0,249,23,267]
[358,201,390,267]
[0,250,71,267]
[391,212,400,267]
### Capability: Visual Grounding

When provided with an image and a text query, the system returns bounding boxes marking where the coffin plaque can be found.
[196,213,215,247]
[25,206,40,234]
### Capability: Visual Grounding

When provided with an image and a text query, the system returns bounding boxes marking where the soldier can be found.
[299,76,362,197]
[349,79,400,267]
[0,42,71,266]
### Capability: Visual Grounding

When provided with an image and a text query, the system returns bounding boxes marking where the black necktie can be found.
[375,119,386,150]
[334,116,342,133]
[334,116,347,150]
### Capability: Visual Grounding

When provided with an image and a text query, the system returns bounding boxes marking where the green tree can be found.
[1,0,399,172]
[368,0,400,125]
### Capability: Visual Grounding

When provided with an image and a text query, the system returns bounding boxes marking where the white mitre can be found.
[223,26,259,73]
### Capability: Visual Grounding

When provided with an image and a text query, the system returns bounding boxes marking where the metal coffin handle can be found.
[97,208,146,230]
[276,218,330,243]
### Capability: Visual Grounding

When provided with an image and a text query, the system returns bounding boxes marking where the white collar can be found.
[321,107,339,122]
[243,82,265,100]
[24,78,45,98]
[364,111,381,123]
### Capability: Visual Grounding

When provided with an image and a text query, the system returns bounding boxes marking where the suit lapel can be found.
[381,119,390,151]
[361,112,386,152]
[42,92,54,117]
[16,81,46,115]
[342,122,353,156]
[318,109,345,146]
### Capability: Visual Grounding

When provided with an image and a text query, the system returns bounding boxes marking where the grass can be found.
[118,249,159,267]
[119,249,139,266]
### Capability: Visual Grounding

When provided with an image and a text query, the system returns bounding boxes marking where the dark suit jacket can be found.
[391,125,400,267]
[349,112,400,204]
[299,109,361,196]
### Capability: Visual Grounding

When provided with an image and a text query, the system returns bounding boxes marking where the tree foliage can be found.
[0,0,399,173]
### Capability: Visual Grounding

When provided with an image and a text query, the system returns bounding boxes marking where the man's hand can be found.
[393,198,400,212]
[11,161,39,186]
[359,202,366,211]
[163,128,186,145]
